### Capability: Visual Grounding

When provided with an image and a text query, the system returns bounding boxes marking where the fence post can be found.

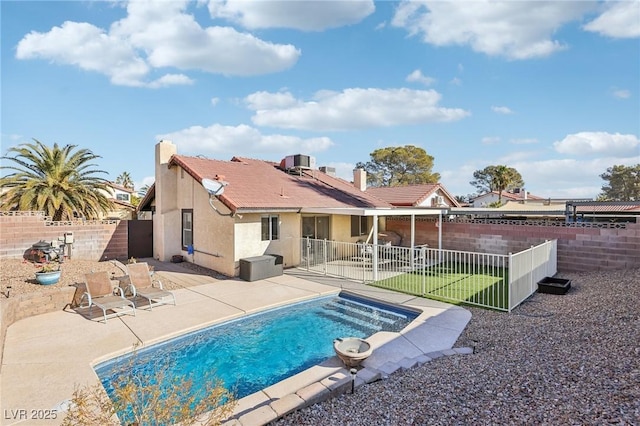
[323,239,328,276]
[508,252,513,312]
[421,246,426,296]
[530,245,535,296]
[305,237,310,271]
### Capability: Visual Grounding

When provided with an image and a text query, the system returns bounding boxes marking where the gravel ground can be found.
[276,268,640,425]
[3,260,638,424]
[0,258,225,298]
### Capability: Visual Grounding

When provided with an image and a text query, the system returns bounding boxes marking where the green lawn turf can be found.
[372,262,509,311]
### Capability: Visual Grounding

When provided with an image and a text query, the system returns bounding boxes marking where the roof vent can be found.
[319,166,336,177]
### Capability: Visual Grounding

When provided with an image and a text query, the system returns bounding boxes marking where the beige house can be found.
[366,183,461,208]
[101,182,136,220]
[144,141,408,277]
[471,188,544,207]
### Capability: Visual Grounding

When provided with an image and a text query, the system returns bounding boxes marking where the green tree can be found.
[470,165,524,204]
[115,171,134,189]
[355,145,440,187]
[0,139,113,220]
[138,184,151,197]
[597,164,640,201]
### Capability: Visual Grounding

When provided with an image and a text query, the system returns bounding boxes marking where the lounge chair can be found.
[126,262,176,310]
[81,271,136,323]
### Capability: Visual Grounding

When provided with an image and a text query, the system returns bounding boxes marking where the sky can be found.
[1,0,639,200]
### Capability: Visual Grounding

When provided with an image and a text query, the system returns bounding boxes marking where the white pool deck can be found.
[0,262,471,426]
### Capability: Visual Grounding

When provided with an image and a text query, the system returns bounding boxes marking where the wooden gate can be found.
[128,220,153,259]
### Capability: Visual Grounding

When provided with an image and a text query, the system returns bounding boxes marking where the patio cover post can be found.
[438,211,442,252]
[410,214,416,250]
[372,213,379,281]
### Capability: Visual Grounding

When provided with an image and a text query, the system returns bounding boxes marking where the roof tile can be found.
[170,155,392,211]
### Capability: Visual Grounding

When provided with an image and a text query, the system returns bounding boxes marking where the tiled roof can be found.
[474,191,545,201]
[169,155,393,212]
[575,204,640,213]
[366,184,460,207]
[108,182,135,193]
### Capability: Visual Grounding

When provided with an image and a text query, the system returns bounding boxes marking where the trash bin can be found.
[239,254,283,282]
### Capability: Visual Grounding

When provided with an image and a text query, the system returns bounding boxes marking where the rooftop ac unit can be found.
[319,166,336,176]
[432,195,445,207]
[284,154,316,170]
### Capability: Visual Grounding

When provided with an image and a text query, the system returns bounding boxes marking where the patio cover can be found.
[300,206,446,249]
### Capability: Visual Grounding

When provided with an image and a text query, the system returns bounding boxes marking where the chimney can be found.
[353,168,367,191]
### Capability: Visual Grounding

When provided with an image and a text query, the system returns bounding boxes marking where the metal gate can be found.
[127,220,153,259]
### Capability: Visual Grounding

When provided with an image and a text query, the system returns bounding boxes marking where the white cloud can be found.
[207,0,375,31]
[583,1,640,38]
[406,69,436,86]
[210,97,220,106]
[553,132,640,157]
[491,106,514,115]
[16,21,154,87]
[391,1,594,60]
[482,136,501,145]
[245,88,470,131]
[16,0,300,87]
[612,89,631,99]
[449,77,462,86]
[157,124,334,157]
[511,155,640,198]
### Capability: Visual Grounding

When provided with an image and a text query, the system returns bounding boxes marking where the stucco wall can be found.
[386,217,640,272]
[0,211,128,261]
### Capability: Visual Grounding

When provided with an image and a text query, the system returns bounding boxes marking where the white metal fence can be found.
[299,238,557,312]
[508,239,557,311]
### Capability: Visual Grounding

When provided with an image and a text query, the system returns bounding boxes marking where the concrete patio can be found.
[0,262,471,426]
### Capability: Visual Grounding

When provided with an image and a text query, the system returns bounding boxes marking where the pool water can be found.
[95,293,417,419]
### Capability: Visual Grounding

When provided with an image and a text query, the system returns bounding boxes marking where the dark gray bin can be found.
[239,254,283,282]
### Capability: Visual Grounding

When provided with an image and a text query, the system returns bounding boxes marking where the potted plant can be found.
[35,262,62,285]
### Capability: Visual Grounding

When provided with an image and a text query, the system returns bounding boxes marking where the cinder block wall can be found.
[0,211,128,260]
[386,218,640,272]
[0,287,76,365]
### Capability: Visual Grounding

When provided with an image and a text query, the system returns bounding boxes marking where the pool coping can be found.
[0,269,471,426]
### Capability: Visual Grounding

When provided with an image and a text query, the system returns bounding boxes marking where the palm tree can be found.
[116,171,134,190]
[0,139,113,220]
[470,165,524,205]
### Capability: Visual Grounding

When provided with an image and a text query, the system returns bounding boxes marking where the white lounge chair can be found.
[81,271,136,323]
[126,262,176,310]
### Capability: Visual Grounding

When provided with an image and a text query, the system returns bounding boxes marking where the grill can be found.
[28,240,65,263]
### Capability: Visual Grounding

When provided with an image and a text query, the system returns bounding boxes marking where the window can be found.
[303,216,330,239]
[351,215,369,237]
[116,193,130,202]
[261,215,279,241]
[182,209,193,249]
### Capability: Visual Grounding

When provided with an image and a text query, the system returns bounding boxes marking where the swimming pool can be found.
[95,292,418,419]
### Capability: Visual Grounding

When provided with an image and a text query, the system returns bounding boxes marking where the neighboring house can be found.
[470,188,544,207]
[101,182,136,220]
[366,184,461,208]
[136,185,155,220]
[451,199,639,223]
[566,201,640,223]
[142,140,406,277]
